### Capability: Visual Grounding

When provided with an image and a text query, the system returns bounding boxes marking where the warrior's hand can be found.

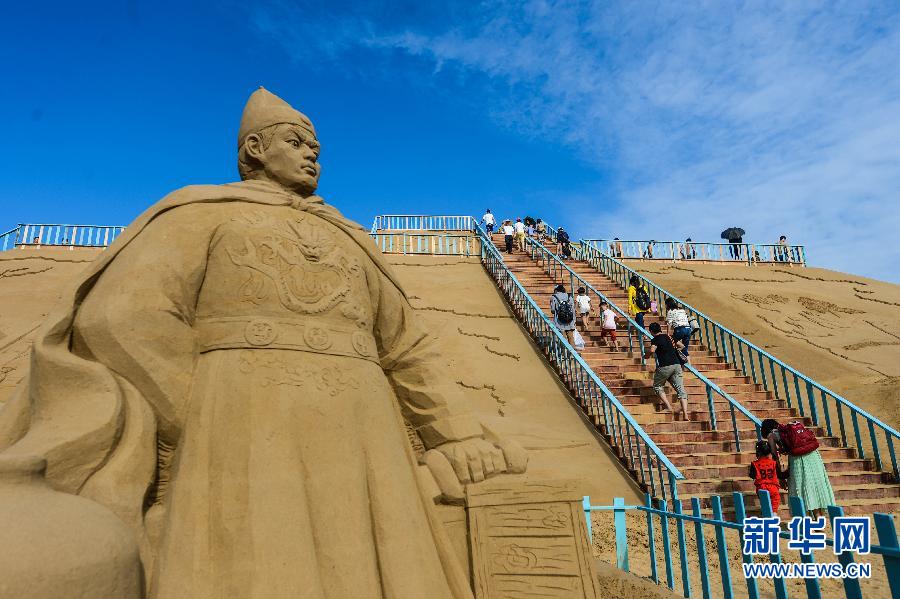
[422,433,528,503]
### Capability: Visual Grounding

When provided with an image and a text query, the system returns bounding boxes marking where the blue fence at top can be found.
[0,224,126,250]
[585,238,808,266]
[585,491,900,599]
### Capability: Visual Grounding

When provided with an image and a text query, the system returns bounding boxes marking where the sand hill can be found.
[626,260,900,430]
[0,247,641,506]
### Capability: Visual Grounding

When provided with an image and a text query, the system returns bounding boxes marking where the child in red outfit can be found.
[748,440,788,513]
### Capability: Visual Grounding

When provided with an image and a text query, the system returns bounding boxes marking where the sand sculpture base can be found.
[466,480,601,599]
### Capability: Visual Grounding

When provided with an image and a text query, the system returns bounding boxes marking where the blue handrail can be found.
[474,224,684,501]
[370,214,477,233]
[0,223,127,250]
[585,238,807,266]
[525,237,761,453]
[579,242,900,482]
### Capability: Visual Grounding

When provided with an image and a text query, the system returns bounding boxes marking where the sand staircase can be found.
[488,234,900,515]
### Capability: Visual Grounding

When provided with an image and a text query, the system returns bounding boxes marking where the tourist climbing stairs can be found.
[487,233,900,515]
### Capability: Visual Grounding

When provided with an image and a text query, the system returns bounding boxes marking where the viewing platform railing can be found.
[527,237,761,452]
[370,232,480,256]
[584,238,807,266]
[0,223,126,250]
[579,243,900,482]
[370,214,477,233]
[475,224,684,501]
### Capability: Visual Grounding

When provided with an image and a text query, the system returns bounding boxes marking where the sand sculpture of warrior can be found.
[0,88,527,598]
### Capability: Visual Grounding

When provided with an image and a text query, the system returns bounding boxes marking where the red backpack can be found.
[777,421,820,456]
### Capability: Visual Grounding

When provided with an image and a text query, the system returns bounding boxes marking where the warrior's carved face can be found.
[249,124,321,195]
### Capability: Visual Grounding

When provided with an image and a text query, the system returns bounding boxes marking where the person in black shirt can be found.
[643,322,689,420]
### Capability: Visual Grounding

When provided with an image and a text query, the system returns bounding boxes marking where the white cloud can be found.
[255,1,900,281]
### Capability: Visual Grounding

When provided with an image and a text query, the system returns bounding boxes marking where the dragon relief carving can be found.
[238,351,360,396]
[226,212,368,326]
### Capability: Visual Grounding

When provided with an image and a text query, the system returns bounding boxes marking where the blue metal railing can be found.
[526,237,762,452]
[370,214,477,233]
[586,238,808,266]
[475,223,684,501]
[0,227,18,251]
[585,492,900,599]
[370,232,480,256]
[0,224,126,250]
[579,243,900,482]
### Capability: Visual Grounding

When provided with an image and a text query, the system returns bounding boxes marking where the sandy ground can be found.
[626,261,900,432]
[387,254,642,504]
[590,509,893,599]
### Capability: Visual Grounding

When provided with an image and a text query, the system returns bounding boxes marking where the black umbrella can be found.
[721,227,745,241]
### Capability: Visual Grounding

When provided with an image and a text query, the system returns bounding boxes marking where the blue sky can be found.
[3,1,899,281]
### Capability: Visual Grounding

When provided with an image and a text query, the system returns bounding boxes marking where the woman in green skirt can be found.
[761,419,836,518]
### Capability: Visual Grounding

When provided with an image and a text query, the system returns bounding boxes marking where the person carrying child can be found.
[599,301,619,352]
[748,440,788,513]
[575,287,592,328]
[665,297,692,356]
[644,322,689,419]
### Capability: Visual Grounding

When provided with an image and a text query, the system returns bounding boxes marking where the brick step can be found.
[677,471,891,496]
[680,484,900,511]
[605,380,762,393]
[646,427,798,444]
[577,342,712,353]
[613,390,776,406]
[580,360,736,375]
[612,404,797,421]
[677,494,900,518]
[667,447,858,466]
[642,420,731,433]
[639,436,843,455]
[677,458,875,479]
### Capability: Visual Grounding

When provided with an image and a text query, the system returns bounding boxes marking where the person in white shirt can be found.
[482,209,495,234]
[599,301,620,352]
[664,297,692,356]
[514,218,526,252]
[575,287,592,328]
[501,220,515,253]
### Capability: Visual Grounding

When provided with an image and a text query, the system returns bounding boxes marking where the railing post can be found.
[789,495,822,599]
[582,495,593,542]
[710,496,734,599]
[758,490,788,599]
[645,493,659,584]
[706,384,718,431]
[613,497,629,572]
[732,493,760,599]
[691,497,711,599]
[828,504,864,599]
[673,499,691,598]
[659,498,675,590]
[874,513,900,598]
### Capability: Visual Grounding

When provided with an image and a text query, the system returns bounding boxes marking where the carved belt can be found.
[195,316,379,363]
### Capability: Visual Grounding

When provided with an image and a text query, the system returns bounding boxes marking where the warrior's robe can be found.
[0,180,476,598]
